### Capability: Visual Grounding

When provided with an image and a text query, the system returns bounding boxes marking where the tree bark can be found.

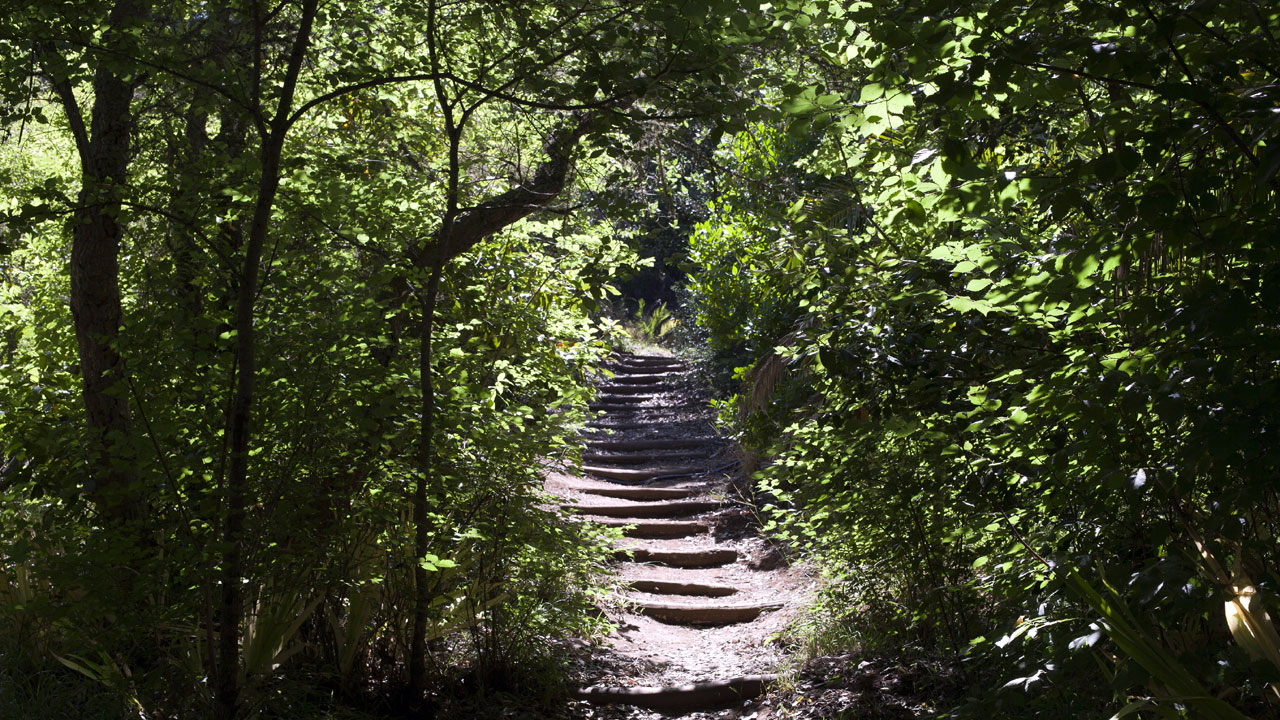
[56,0,145,523]
[408,258,445,690]
[215,2,318,718]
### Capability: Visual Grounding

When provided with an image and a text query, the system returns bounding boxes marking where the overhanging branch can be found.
[423,104,627,266]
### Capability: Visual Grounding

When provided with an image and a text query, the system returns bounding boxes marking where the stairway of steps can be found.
[546,352,807,718]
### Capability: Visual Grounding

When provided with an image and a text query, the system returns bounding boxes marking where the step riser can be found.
[593,400,700,407]
[628,580,738,597]
[564,501,717,518]
[582,423,654,432]
[605,375,675,384]
[579,487,696,501]
[582,453,704,465]
[622,549,739,568]
[610,358,684,366]
[597,387,665,396]
[638,605,774,625]
[586,404,691,409]
[573,675,777,710]
[590,405,702,412]
[587,439,720,451]
[594,521,707,539]
[583,465,707,481]
[596,392,659,401]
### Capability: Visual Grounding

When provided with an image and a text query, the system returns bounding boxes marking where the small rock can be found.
[747,543,786,571]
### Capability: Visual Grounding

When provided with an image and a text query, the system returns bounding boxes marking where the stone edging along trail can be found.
[544,352,814,718]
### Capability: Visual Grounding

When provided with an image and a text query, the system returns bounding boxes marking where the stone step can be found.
[573,675,777,710]
[582,451,705,465]
[611,354,683,364]
[606,397,700,406]
[635,601,783,625]
[564,500,717,518]
[609,356,683,364]
[591,403,697,413]
[587,438,721,452]
[598,384,666,395]
[584,421,701,433]
[588,518,708,538]
[588,403,705,414]
[583,465,708,482]
[618,357,683,365]
[622,548,739,568]
[595,393,658,404]
[578,486,697,501]
[605,374,677,384]
[627,578,738,597]
[587,422,700,432]
[607,363,684,374]
[581,422,653,432]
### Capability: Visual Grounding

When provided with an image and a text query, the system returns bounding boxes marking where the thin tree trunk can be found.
[409,258,446,690]
[166,92,209,323]
[214,2,318,717]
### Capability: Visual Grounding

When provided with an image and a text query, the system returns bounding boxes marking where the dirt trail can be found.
[545,352,814,718]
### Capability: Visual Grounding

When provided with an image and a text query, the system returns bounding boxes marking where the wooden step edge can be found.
[619,548,739,567]
[577,486,697,501]
[572,674,777,710]
[586,438,721,451]
[582,465,708,481]
[588,405,700,414]
[593,397,662,406]
[595,395,664,404]
[636,601,784,625]
[597,385,667,394]
[605,366,684,375]
[581,452,706,466]
[627,578,739,597]
[562,501,717,518]
[588,518,708,538]
[580,423,651,433]
[589,403,705,411]
[595,393,656,402]
[603,374,678,383]
[613,355,683,362]
[588,404,691,409]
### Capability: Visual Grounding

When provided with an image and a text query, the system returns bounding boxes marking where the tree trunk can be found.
[409,258,446,690]
[214,3,318,718]
[61,0,144,523]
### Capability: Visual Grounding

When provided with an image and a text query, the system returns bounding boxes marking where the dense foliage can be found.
[0,0,754,716]
[4,0,1279,717]
[687,0,1280,717]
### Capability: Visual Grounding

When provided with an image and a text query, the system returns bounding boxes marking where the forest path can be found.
[545,352,814,719]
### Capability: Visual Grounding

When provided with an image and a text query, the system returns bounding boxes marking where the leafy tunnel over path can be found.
[2,0,1280,718]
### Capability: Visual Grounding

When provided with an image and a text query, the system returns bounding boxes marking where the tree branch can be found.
[286,72,446,128]
[427,105,625,265]
[45,68,90,162]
